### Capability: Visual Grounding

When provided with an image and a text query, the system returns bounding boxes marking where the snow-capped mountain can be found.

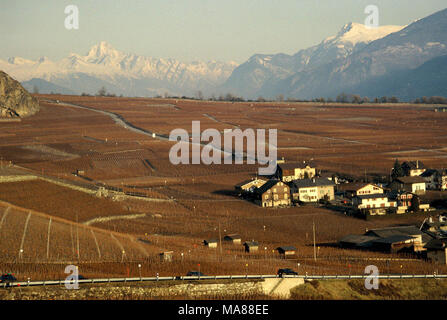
[221,22,404,98]
[222,8,447,100]
[0,41,238,96]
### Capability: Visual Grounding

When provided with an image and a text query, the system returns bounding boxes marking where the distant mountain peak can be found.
[332,22,405,45]
[86,41,121,59]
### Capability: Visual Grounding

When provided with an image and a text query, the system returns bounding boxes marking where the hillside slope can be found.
[0,71,39,118]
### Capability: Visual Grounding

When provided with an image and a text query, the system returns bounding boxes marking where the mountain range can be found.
[223,8,447,101]
[1,8,447,101]
[0,41,237,97]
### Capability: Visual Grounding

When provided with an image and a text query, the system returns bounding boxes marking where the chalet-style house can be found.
[291,178,335,203]
[402,160,426,177]
[441,170,447,191]
[254,179,291,207]
[420,169,440,190]
[234,178,267,195]
[352,194,396,215]
[275,162,316,182]
[388,191,415,214]
[391,176,426,195]
[337,182,385,199]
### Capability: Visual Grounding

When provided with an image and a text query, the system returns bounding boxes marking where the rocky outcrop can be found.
[0,71,39,118]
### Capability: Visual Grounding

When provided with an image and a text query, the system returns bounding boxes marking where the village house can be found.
[337,182,385,199]
[275,162,316,182]
[388,191,415,214]
[420,169,440,190]
[352,193,396,216]
[441,170,447,191]
[223,234,242,244]
[254,179,291,208]
[243,241,259,253]
[340,225,430,253]
[203,239,218,248]
[402,160,426,177]
[276,246,297,259]
[234,178,267,195]
[391,176,426,195]
[291,178,336,203]
[424,239,447,264]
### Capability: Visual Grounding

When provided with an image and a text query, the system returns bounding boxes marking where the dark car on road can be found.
[186,271,205,277]
[277,268,298,277]
[0,274,17,287]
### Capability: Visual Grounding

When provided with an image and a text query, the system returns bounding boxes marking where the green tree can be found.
[391,159,404,180]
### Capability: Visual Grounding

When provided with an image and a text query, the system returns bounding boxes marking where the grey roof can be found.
[372,235,415,244]
[339,234,379,247]
[243,241,259,247]
[293,178,335,189]
[277,246,297,252]
[204,239,218,244]
[365,226,423,239]
[224,234,241,240]
[395,176,426,184]
[256,179,281,194]
[420,169,439,177]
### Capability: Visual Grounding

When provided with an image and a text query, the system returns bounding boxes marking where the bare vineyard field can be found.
[0,95,446,279]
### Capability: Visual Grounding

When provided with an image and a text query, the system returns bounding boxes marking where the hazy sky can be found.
[1,0,446,63]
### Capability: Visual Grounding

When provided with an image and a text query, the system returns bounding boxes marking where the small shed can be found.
[243,241,259,253]
[277,246,297,258]
[203,239,218,248]
[159,251,173,262]
[223,234,242,244]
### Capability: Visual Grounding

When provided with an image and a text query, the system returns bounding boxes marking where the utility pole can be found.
[76,213,80,262]
[218,222,222,261]
[313,220,316,262]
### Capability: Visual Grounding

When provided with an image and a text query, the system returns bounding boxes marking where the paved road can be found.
[2,273,446,288]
